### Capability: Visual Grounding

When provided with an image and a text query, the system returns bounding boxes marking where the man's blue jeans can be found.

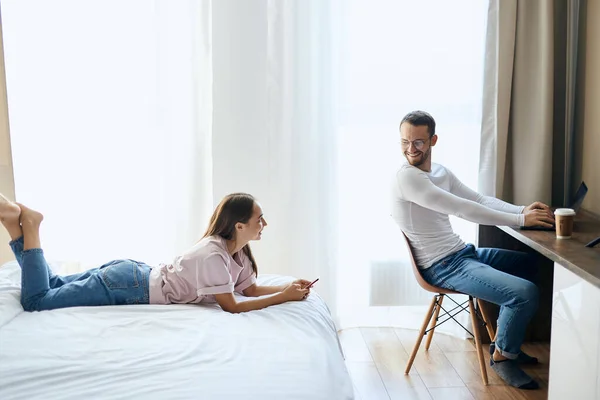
[420,244,539,359]
[10,236,151,312]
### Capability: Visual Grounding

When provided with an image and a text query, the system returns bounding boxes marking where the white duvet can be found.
[0,262,354,400]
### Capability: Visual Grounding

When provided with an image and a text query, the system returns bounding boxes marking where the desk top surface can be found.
[499,210,600,288]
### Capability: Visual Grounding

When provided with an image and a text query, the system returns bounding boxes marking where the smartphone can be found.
[305,278,319,289]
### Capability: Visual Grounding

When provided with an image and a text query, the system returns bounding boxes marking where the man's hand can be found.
[523,201,555,228]
[523,201,552,216]
[524,208,555,228]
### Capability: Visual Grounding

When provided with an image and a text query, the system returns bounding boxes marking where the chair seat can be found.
[425,285,462,295]
[401,231,495,385]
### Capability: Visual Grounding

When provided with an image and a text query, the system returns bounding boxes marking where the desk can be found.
[479,210,600,400]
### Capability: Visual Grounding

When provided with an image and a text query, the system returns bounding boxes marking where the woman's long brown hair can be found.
[201,193,258,277]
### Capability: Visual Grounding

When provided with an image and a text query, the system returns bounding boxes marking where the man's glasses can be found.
[400,139,429,151]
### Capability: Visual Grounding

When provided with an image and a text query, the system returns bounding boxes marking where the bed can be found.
[0,261,354,400]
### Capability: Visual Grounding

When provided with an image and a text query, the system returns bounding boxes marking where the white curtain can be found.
[2,0,487,334]
[334,0,488,334]
[2,0,340,311]
[209,0,339,312]
[2,0,214,270]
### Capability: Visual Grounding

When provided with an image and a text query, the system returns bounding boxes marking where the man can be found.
[391,111,554,390]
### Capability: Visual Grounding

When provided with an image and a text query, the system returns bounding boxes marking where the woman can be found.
[0,192,312,313]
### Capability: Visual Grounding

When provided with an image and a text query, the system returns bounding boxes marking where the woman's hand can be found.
[292,279,313,289]
[243,281,312,298]
[281,284,309,301]
[291,279,314,299]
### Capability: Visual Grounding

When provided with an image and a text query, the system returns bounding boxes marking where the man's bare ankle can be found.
[493,349,508,362]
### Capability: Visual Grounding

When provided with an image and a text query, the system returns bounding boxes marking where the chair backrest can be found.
[401,232,458,295]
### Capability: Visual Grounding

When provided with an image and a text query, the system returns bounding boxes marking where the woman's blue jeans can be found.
[420,244,539,359]
[10,236,151,312]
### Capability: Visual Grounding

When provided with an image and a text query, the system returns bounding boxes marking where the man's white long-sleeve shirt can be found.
[391,162,525,269]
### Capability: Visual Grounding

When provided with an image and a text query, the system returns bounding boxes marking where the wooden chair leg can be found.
[477,299,496,342]
[405,295,438,374]
[425,294,444,350]
[469,296,488,385]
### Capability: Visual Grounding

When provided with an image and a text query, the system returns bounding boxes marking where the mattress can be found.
[0,262,354,400]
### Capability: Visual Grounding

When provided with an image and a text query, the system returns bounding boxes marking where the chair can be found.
[401,233,496,385]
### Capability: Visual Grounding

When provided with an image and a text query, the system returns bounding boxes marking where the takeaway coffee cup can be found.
[554,208,576,239]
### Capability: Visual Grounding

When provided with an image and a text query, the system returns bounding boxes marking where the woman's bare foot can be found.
[18,203,44,227]
[18,203,43,250]
[0,193,21,224]
[0,193,23,240]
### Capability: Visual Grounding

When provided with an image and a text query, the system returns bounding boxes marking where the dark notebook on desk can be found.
[520,181,588,231]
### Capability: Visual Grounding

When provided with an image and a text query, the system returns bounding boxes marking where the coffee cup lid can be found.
[554,208,576,216]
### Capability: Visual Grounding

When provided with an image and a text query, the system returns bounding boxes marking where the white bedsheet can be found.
[0,263,353,400]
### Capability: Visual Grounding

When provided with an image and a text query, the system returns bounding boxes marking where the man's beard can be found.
[405,147,431,167]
